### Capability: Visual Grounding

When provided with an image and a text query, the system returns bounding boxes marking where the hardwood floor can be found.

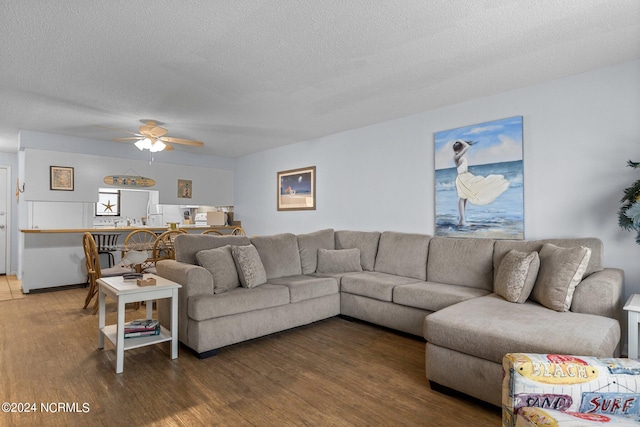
[0,283,500,426]
[0,275,24,301]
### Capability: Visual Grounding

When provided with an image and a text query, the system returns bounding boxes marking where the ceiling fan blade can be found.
[139,121,156,134]
[112,137,142,141]
[164,142,175,151]
[150,126,168,137]
[160,136,204,147]
[96,125,140,136]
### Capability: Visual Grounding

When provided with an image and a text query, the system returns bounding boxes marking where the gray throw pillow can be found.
[231,244,267,288]
[196,245,241,294]
[530,243,591,312]
[494,250,540,303]
[297,229,335,274]
[316,248,363,274]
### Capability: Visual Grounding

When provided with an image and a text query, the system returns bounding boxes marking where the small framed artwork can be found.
[178,179,192,198]
[50,166,74,191]
[96,188,121,216]
[277,166,316,211]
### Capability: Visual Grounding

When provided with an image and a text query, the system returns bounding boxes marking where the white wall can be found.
[235,60,640,297]
[21,147,234,206]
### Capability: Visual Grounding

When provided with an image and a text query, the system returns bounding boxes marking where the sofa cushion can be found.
[374,231,430,280]
[393,281,490,312]
[424,294,620,364]
[196,245,240,294]
[493,237,603,278]
[493,249,540,303]
[530,243,591,312]
[317,248,362,274]
[174,234,251,265]
[231,244,268,288]
[335,230,380,271]
[268,275,339,303]
[188,284,290,321]
[251,233,302,279]
[426,237,495,291]
[341,271,423,302]
[297,229,335,274]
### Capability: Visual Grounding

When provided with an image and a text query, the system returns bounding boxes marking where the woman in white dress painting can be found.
[452,140,509,226]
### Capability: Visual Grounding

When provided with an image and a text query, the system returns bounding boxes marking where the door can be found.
[0,168,8,274]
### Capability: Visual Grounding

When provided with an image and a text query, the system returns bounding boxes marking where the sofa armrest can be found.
[156,259,214,297]
[156,260,214,349]
[571,268,624,321]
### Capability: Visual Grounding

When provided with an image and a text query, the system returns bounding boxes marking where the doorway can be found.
[0,167,8,274]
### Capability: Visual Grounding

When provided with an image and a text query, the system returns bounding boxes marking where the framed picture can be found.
[95,189,120,216]
[277,166,316,211]
[434,116,524,239]
[178,179,192,198]
[50,166,74,191]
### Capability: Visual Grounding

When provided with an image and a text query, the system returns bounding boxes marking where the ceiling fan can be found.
[101,120,204,152]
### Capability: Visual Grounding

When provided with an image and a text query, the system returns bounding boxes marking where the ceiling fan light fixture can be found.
[150,139,166,152]
[135,137,153,150]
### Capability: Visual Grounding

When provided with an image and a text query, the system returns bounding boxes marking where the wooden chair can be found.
[91,233,119,267]
[201,228,223,235]
[82,232,131,314]
[124,229,158,272]
[231,227,246,236]
[152,229,188,264]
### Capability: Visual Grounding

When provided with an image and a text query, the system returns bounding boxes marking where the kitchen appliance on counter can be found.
[194,212,226,226]
[207,211,226,226]
[194,213,208,227]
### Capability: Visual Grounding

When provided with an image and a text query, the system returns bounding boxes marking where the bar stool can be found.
[92,233,120,268]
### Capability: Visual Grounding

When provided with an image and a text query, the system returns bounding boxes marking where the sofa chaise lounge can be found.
[156,229,623,406]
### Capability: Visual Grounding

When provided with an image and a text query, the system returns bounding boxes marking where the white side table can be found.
[98,274,181,373]
[623,294,640,359]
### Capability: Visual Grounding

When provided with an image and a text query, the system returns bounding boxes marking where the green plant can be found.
[619,160,640,244]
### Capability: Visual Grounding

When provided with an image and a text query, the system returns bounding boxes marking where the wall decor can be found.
[434,116,524,239]
[50,166,74,191]
[103,175,156,188]
[15,179,25,202]
[96,188,120,216]
[178,179,192,198]
[277,166,316,211]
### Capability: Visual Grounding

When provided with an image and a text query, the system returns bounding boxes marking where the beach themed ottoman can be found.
[502,353,640,426]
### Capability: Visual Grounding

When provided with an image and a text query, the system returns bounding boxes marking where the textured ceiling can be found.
[1,1,639,158]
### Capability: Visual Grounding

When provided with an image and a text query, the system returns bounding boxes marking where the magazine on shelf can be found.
[124,319,159,333]
[124,326,160,339]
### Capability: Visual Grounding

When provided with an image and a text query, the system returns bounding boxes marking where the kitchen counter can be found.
[19,225,239,292]
[20,225,235,233]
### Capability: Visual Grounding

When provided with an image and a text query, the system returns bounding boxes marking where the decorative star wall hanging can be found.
[102,200,115,212]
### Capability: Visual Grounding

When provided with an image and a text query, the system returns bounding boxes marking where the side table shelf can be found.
[101,324,173,351]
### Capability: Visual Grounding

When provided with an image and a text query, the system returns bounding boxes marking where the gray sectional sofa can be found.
[156,229,623,406]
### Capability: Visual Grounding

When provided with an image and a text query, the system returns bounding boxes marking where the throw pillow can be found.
[316,248,363,274]
[297,229,335,274]
[494,250,540,303]
[196,245,240,294]
[231,244,267,288]
[530,243,592,312]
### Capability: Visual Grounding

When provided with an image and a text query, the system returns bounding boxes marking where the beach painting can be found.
[277,166,316,211]
[434,116,524,239]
